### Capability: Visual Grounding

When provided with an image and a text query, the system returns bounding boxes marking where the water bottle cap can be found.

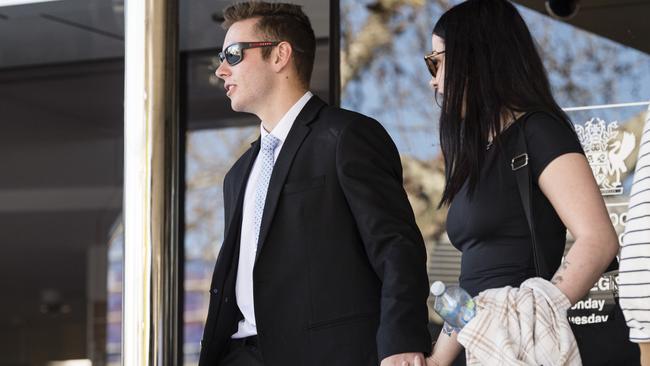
[430,281,446,296]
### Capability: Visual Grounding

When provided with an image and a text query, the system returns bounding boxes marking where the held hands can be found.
[379,350,444,366]
[380,353,425,366]
[421,353,443,366]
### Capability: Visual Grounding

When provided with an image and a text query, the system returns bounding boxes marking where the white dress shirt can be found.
[231,91,313,339]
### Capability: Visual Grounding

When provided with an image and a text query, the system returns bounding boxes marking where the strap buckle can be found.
[511,153,528,171]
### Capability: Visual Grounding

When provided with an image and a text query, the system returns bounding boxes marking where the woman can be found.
[423,1,623,364]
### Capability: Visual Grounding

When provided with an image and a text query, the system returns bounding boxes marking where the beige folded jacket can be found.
[457,277,581,365]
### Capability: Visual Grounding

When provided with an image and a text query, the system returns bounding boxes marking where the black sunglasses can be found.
[218,41,281,66]
[424,50,445,77]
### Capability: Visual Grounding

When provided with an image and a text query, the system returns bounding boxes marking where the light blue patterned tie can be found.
[253,133,281,246]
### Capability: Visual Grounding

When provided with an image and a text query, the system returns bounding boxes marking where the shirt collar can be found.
[260,91,313,142]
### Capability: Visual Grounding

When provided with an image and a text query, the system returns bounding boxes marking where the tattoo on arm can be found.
[551,275,564,285]
[559,260,570,271]
[551,260,570,285]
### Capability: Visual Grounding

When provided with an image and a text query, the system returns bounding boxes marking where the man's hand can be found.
[380,353,425,366]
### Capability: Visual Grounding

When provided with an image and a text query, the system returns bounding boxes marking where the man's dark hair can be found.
[222,2,316,88]
[433,0,574,206]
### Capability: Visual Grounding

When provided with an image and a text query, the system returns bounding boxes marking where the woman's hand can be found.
[425,354,443,366]
[420,329,463,366]
[413,349,442,366]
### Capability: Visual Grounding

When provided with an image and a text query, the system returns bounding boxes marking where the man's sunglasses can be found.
[424,50,445,77]
[218,41,281,66]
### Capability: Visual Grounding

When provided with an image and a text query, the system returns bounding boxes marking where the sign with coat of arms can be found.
[565,105,648,326]
[575,118,636,196]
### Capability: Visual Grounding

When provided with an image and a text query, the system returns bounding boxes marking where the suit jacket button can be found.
[211,288,219,295]
[224,297,229,303]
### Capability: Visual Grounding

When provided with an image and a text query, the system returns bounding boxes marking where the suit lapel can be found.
[222,139,260,259]
[255,96,326,262]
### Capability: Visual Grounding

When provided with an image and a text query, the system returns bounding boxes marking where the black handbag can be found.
[507,113,640,365]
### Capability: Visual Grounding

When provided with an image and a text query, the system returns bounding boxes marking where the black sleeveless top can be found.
[446,111,584,297]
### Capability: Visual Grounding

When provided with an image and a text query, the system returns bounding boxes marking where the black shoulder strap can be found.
[507,113,619,279]
[506,113,553,279]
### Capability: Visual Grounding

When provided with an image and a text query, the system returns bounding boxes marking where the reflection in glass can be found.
[106,221,123,366]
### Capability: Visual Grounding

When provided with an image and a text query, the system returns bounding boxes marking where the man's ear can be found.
[272,41,293,73]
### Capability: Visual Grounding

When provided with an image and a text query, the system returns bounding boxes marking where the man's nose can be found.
[215,61,229,79]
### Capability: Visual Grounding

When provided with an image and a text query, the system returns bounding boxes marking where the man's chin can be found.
[230,101,251,114]
[230,100,242,112]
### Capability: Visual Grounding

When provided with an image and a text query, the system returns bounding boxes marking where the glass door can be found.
[0,1,124,365]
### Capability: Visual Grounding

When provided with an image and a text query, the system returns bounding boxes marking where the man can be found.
[199,2,431,365]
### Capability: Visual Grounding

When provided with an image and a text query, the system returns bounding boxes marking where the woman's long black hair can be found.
[435,0,571,206]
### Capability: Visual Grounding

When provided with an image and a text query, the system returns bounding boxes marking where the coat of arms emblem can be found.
[575,118,636,195]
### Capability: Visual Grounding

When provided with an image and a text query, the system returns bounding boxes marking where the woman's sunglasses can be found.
[218,41,281,66]
[424,50,445,78]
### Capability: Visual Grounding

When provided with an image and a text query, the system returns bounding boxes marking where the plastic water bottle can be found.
[430,281,476,329]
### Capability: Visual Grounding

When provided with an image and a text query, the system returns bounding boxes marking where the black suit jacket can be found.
[198,96,431,366]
